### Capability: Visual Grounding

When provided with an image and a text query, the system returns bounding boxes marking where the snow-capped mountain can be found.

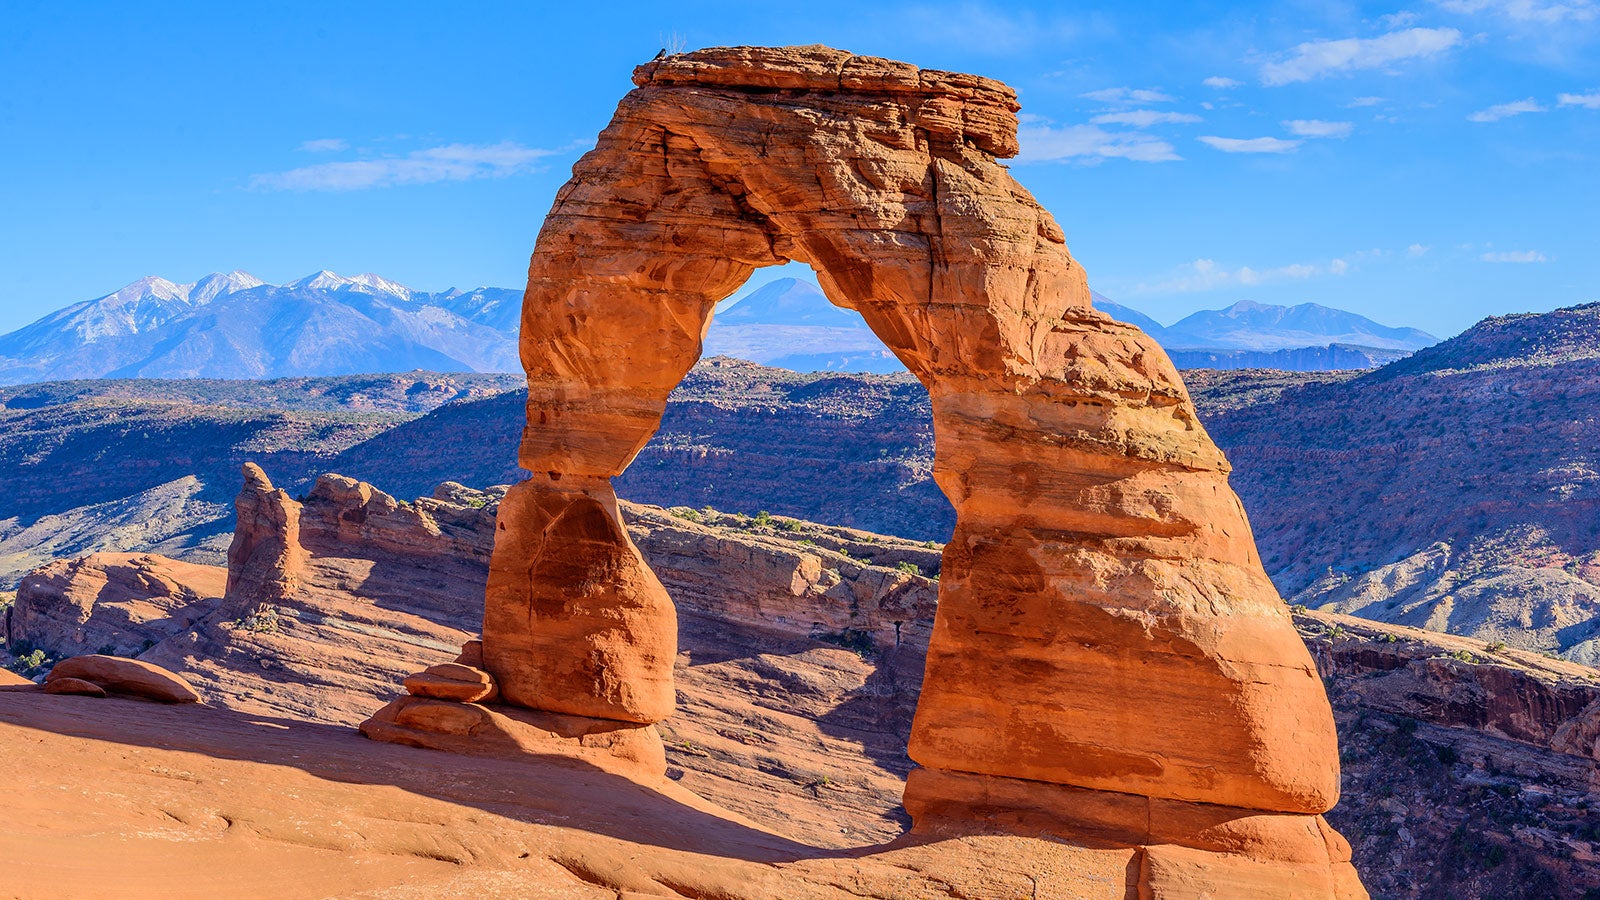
[1153,299,1438,352]
[0,271,1442,385]
[0,272,522,384]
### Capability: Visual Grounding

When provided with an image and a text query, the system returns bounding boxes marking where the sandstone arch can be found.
[479,46,1363,896]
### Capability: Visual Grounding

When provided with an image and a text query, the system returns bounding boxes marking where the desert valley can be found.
[3,11,1599,900]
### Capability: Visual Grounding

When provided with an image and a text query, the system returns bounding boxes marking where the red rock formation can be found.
[477,44,1358,895]
[46,654,201,703]
[13,553,226,658]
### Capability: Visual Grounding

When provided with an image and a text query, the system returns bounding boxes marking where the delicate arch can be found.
[480,46,1360,895]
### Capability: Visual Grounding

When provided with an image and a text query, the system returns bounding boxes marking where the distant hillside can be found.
[331,357,944,539]
[0,271,523,385]
[1196,302,1600,663]
[1165,344,1411,371]
[704,279,904,374]
[5,304,1594,658]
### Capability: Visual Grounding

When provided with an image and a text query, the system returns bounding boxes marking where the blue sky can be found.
[2,1,1595,338]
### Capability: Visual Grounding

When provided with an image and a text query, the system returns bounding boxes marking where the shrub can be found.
[816,628,877,658]
[895,561,921,576]
[232,605,282,634]
[670,508,702,523]
[13,648,47,676]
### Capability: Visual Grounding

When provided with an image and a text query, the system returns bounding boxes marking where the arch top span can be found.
[477,44,1364,898]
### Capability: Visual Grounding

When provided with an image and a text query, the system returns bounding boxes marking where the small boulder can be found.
[46,655,202,703]
[454,639,484,668]
[403,662,496,703]
[45,677,107,698]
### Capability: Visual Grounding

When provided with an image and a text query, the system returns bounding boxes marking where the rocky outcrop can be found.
[1295,611,1600,897]
[479,44,1353,894]
[12,552,225,657]
[1297,611,1600,761]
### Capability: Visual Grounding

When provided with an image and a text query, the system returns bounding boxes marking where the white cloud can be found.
[1381,11,1425,26]
[1203,76,1242,89]
[1408,243,1432,257]
[1346,96,1386,107]
[1285,119,1355,137]
[1260,27,1463,85]
[1559,91,1600,107]
[1018,125,1181,163]
[1090,110,1203,126]
[1481,249,1550,262]
[298,138,349,153]
[1467,98,1546,121]
[1434,0,1598,23]
[251,141,564,191]
[1081,87,1175,104]
[1198,135,1303,153]
[1134,256,1354,294]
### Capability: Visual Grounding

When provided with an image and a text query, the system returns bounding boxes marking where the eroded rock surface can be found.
[13,552,225,658]
[486,43,1351,893]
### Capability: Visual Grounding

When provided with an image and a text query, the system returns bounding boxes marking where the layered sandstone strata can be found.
[486,44,1359,895]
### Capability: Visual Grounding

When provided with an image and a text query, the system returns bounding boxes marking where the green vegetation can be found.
[753,510,773,527]
[13,649,47,675]
[670,507,702,523]
[230,605,282,635]
[815,628,877,658]
[895,561,921,576]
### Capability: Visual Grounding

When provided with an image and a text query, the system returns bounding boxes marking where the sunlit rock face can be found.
[484,44,1362,897]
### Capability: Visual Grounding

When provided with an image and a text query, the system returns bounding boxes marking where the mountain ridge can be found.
[1,271,1440,384]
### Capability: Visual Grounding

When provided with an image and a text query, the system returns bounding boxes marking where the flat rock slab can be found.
[46,655,202,703]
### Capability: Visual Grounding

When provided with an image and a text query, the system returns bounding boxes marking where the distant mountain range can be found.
[1093,293,1436,352]
[704,279,1436,373]
[0,271,522,385]
[0,271,1437,384]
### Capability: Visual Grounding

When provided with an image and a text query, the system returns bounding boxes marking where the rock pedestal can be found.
[420,45,1361,896]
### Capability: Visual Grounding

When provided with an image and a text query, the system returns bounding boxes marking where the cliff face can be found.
[1298,611,1600,898]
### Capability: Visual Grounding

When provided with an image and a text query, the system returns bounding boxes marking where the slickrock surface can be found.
[491,43,1350,891]
[0,691,1155,900]
[13,552,226,658]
